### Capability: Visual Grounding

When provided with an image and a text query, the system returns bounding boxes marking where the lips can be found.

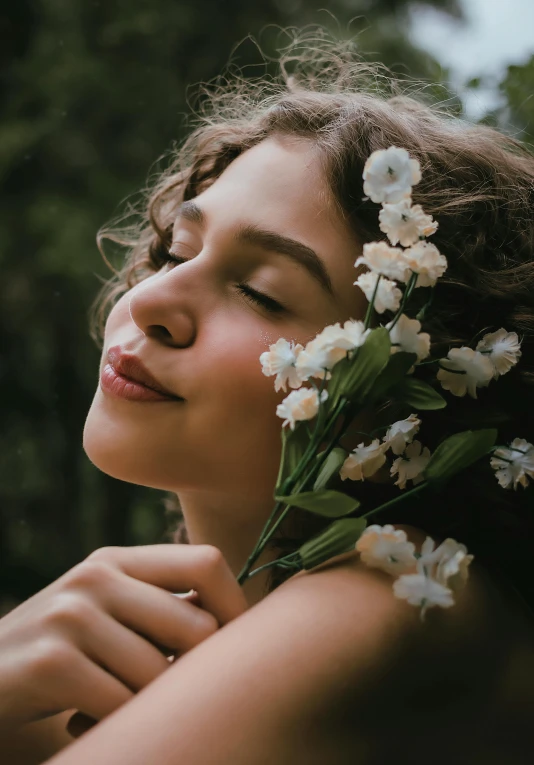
[106,346,183,400]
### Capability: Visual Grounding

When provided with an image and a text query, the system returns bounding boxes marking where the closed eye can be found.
[159,250,287,315]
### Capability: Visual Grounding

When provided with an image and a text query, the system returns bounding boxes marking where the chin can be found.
[82,403,178,491]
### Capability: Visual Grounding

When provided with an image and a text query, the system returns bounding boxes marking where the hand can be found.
[0,544,247,736]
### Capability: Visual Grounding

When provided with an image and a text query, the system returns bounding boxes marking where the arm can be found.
[41,547,523,765]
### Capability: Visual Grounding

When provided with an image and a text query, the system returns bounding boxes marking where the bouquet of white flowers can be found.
[237,146,532,619]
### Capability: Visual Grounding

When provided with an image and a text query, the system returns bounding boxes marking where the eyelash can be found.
[156,248,286,315]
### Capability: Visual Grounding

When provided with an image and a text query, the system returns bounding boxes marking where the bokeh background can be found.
[1,0,533,613]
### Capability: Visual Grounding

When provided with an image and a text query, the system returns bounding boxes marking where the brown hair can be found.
[92,29,534,608]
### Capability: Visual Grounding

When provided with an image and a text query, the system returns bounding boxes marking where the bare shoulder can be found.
[46,528,534,765]
[286,522,534,763]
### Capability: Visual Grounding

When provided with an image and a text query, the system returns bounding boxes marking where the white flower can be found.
[476,329,522,378]
[354,272,402,314]
[390,440,431,490]
[362,146,422,204]
[295,324,348,381]
[386,314,431,362]
[295,321,369,381]
[417,537,474,592]
[342,319,370,349]
[276,387,328,430]
[490,438,534,490]
[402,241,448,287]
[379,199,438,247]
[339,439,387,481]
[355,241,411,283]
[355,524,417,576]
[259,338,304,392]
[393,573,454,620]
[384,414,421,455]
[437,347,494,399]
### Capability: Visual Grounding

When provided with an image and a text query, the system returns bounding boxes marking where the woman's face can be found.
[84,135,366,500]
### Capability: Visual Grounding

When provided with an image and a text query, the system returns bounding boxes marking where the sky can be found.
[409,0,534,118]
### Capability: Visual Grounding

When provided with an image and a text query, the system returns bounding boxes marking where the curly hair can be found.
[92,28,534,610]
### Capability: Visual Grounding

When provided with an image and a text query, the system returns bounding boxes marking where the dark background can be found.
[1,0,533,613]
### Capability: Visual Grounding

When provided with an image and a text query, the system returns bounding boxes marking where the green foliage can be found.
[391,377,447,410]
[299,517,367,570]
[274,489,360,518]
[313,447,347,490]
[328,327,391,407]
[424,429,498,483]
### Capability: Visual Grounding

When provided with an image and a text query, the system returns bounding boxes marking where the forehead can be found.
[188,136,363,317]
[199,135,333,226]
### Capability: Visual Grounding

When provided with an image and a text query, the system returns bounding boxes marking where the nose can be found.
[127,275,196,348]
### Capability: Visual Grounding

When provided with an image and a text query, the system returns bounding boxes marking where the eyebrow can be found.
[175,200,334,297]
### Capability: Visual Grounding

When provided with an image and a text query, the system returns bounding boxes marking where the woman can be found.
[1,31,534,764]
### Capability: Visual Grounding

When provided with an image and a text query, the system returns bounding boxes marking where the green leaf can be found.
[372,351,417,402]
[329,328,391,407]
[424,428,498,483]
[275,423,309,493]
[274,489,360,518]
[391,377,447,410]
[299,517,367,570]
[313,447,347,490]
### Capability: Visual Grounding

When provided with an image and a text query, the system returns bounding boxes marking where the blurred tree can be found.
[2,0,517,610]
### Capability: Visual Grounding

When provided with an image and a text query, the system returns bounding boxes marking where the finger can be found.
[89,544,248,626]
[76,608,177,692]
[44,649,134,723]
[101,570,220,654]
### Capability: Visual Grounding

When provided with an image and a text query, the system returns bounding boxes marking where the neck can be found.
[176,488,283,607]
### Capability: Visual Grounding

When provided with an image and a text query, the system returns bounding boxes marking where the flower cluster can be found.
[240,146,530,619]
[356,146,444,318]
[437,329,521,399]
[260,321,369,400]
[355,524,473,620]
[339,414,430,491]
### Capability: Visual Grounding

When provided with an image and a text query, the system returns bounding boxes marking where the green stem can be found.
[237,398,349,584]
[414,358,440,367]
[361,481,428,520]
[246,553,301,581]
[363,274,381,331]
[387,272,418,332]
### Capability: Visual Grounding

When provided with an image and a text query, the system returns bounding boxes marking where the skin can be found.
[83,134,367,605]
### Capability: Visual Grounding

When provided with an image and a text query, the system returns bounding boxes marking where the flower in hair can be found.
[390,440,431,490]
[490,438,534,489]
[393,573,454,620]
[475,329,522,378]
[339,439,387,481]
[386,314,431,362]
[417,537,474,592]
[402,240,448,287]
[437,347,494,398]
[362,146,421,204]
[276,387,328,430]
[355,241,411,283]
[384,414,421,455]
[354,272,402,314]
[260,338,304,392]
[379,199,438,247]
[355,525,417,576]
